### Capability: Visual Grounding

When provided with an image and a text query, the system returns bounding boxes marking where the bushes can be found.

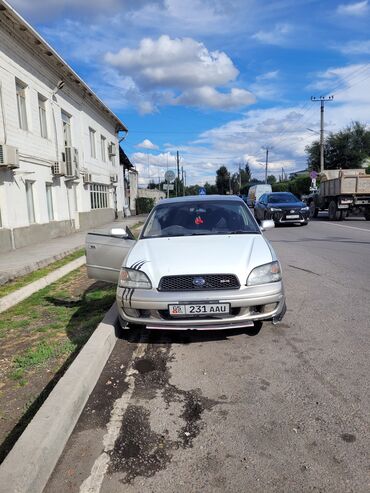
[136,197,155,214]
[272,175,312,198]
[272,181,290,192]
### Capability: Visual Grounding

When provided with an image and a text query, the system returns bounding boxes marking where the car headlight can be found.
[270,207,282,212]
[301,206,309,211]
[119,268,152,289]
[247,261,282,286]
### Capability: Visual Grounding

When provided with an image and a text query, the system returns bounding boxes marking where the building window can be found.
[101,135,106,162]
[16,79,28,130]
[46,184,54,221]
[90,184,109,209]
[89,127,96,158]
[25,180,35,224]
[38,94,48,138]
[109,142,116,166]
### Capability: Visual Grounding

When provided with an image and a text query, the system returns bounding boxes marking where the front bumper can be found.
[271,210,309,223]
[116,282,285,330]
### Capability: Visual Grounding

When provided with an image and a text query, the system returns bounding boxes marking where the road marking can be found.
[320,222,370,233]
[80,342,146,493]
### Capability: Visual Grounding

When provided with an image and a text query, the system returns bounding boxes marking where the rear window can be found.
[142,200,260,238]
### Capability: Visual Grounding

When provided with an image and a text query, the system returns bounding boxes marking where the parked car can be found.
[247,184,272,207]
[86,195,286,332]
[254,192,309,225]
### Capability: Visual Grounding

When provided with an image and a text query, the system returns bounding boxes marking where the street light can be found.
[306,128,319,135]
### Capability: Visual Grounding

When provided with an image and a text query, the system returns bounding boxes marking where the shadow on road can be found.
[118,322,263,345]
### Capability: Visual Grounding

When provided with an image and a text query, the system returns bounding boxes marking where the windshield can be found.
[267,193,299,204]
[142,200,260,238]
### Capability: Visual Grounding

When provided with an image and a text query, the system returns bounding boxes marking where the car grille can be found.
[158,274,240,291]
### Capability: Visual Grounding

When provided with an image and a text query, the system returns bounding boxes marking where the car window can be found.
[142,200,260,238]
[267,193,299,204]
[259,194,265,204]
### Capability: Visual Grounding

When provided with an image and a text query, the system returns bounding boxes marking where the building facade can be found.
[0,1,128,252]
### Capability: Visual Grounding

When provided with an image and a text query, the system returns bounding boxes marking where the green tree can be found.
[216,166,230,194]
[239,162,252,188]
[204,182,218,194]
[267,175,277,184]
[305,121,370,171]
[231,173,241,194]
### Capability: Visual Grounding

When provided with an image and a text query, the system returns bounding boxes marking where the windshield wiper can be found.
[228,230,256,234]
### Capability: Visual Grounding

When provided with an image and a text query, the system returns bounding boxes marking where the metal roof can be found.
[0,0,128,133]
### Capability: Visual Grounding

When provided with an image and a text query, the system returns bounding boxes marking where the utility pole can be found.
[311,95,334,173]
[176,151,180,197]
[181,166,185,196]
[262,146,272,184]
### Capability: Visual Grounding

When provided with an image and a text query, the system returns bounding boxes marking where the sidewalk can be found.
[0,215,147,285]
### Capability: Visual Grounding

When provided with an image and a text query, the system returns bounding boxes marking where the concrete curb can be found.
[0,303,118,493]
[0,246,84,286]
[0,256,86,313]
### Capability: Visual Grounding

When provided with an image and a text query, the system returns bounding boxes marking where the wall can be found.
[78,208,115,231]
[0,14,125,251]
[137,188,166,204]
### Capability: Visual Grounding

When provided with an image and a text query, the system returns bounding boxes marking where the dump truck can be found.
[307,169,370,220]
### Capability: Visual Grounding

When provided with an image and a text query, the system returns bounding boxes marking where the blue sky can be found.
[11,0,370,186]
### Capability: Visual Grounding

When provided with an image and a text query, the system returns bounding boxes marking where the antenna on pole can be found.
[311,95,334,173]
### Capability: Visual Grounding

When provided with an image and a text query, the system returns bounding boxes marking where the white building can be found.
[0,0,128,252]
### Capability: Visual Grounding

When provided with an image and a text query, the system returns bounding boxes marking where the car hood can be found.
[125,234,273,288]
[267,201,305,209]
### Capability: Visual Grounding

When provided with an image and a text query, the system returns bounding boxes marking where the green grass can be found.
[0,248,85,299]
[9,340,76,383]
[1,266,116,385]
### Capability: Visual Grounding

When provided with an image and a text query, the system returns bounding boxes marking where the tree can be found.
[305,121,370,171]
[267,175,276,184]
[230,173,240,194]
[238,162,252,189]
[216,166,230,194]
[204,182,217,195]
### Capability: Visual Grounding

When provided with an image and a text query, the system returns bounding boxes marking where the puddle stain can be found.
[341,433,356,443]
[108,405,172,484]
[108,343,220,482]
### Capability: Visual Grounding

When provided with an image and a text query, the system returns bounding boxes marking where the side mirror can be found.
[260,219,275,231]
[110,228,128,237]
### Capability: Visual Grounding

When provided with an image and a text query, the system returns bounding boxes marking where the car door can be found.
[86,230,136,283]
[254,194,265,221]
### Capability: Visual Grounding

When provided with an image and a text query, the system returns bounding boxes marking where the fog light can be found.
[261,303,278,313]
[123,308,140,317]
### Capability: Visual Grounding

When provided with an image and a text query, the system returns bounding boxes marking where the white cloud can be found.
[337,1,368,16]
[136,139,159,150]
[10,0,128,20]
[106,35,239,90]
[339,40,370,54]
[105,35,254,112]
[252,23,293,45]
[174,87,255,110]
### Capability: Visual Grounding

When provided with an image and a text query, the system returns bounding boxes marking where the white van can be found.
[247,184,272,207]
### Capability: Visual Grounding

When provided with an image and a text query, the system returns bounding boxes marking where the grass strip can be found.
[0,248,85,299]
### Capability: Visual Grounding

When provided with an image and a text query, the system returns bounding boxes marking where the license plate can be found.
[286,214,299,219]
[168,303,230,316]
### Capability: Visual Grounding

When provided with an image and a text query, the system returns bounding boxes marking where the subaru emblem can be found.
[193,276,206,287]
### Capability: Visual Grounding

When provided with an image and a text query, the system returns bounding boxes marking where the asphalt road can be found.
[45,217,370,493]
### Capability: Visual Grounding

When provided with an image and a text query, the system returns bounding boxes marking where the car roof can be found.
[157,194,244,205]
